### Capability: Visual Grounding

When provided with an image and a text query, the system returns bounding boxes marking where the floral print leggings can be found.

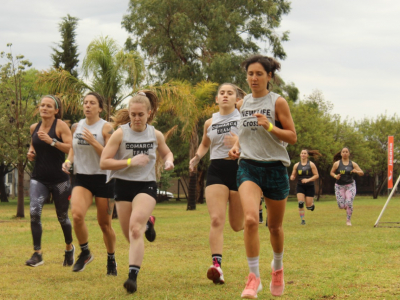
[334,181,356,221]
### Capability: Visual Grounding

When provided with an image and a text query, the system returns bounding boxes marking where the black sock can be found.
[212,254,222,267]
[107,252,115,261]
[80,242,90,254]
[259,209,263,217]
[129,265,140,281]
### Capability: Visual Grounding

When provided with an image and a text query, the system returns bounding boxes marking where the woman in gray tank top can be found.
[330,147,364,226]
[290,149,320,225]
[62,92,117,275]
[228,55,297,298]
[100,92,174,294]
[189,83,244,285]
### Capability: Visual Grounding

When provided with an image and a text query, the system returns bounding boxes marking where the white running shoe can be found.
[207,265,225,284]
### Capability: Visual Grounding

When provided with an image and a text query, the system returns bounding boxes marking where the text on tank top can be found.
[73,118,107,175]
[207,109,240,160]
[238,92,290,167]
[336,159,354,185]
[107,123,158,182]
[31,119,69,185]
[297,160,314,186]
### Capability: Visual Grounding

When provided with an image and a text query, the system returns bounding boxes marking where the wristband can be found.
[65,159,71,164]
[267,123,274,132]
[127,158,132,166]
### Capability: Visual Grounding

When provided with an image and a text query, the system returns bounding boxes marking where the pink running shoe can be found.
[207,264,225,284]
[241,273,262,299]
[270,261,285,296]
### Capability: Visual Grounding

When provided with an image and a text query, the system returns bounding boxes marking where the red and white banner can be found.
[388,136,394,189]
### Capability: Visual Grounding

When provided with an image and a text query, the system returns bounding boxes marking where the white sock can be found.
[247,256,260,278]
[273,251,284,270]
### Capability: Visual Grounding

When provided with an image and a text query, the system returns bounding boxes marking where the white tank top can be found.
[238,92,290,167]
[207,109,240,160]
[107,123,158,182]
[73,118,107,175]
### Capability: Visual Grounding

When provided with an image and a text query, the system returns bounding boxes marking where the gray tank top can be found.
[207,109,240,160]
[73,118,107,175]
[107,123,158,182]
[238,92,290,167]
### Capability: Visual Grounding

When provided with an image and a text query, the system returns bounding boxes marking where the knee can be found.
[231,223,244,232]
[298,201,304,209]
[244,214,258,230]
[210,215,224,229]
[268,224,283,236]
[129,223,142,240]
[72,210,85,225]
[57,211,69,225]
[338,203,345,209]
[98,220,112,233]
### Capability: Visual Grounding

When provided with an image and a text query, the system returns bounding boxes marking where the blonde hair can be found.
[111,90,159,127]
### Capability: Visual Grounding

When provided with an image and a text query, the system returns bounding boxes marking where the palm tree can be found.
[38,36,145,120]
[150,80,218,210]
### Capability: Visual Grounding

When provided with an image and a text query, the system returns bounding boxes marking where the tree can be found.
[356,114,400,198]
[0,162,13,202]
[122,0,291,87]
[51,14,80,78]
[151,80,218,210]
[0,44,37,216]
[40,36,145,121]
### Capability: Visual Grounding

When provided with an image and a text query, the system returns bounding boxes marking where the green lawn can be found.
[1,195,400,299]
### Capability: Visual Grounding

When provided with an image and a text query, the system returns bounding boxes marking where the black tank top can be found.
[31,119,69,185]
[297,160,314,186]
[336,159,354,185]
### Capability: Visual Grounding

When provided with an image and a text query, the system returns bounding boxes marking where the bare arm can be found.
[55,120,72,154]
[351,162,364,176]
[304,162,319,183]
[330,161,340,180]
[156,130,174,170]
[290,162,299,181]
[62,123,78,174]
[189,119,211,171]
[100,128,127,170]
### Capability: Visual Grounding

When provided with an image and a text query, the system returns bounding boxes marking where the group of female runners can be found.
[26,54,364,298]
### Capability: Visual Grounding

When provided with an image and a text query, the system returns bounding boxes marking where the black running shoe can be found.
[124,278,137,294]
[72,251,94,272]
[301,220,306,225]
[107,259,118,276]
[26,252,44,267]
[63,245,75,267]
[145,216,156,242]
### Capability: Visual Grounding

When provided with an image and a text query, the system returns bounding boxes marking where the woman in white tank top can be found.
[62,92,117,274]
[100,92,174,294]
[189,83,244,285]
[229,55,297,298]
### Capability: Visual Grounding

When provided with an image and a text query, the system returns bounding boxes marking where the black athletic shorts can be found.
[206,159,238,191]
[114,179,157,202]
[296,184,315,197]
[74,174,114,198]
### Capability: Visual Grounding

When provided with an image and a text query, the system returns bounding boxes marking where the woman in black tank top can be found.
[25,95,74,268]
[330,147,364,226]
[290,149,319,225]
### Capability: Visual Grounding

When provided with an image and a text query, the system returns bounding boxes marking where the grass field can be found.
[1,195,400,299]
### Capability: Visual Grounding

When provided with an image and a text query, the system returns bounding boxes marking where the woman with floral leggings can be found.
[330,147,364,226]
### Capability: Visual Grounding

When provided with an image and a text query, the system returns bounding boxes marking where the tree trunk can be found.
[187,129,198,210]
[196,159,206,204]
[16,162,25,218]
[316,177,322,201]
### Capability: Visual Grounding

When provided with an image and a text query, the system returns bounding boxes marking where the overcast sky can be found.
[1,0,399,121]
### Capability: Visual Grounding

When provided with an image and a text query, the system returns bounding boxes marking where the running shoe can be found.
[63,245,75,267]
[26,252,44,267]
[241,273,262,299]
[107,259,118,276]
[207,264,225,284]
[301,220,306,225]
[72,251,94,272]
[346,220,352,226]
[145,216,156,242]
[270,261,285,296]
[124,278,137,294]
